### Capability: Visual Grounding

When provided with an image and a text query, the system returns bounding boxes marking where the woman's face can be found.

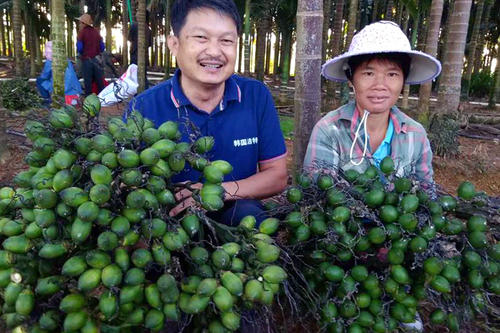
[350,58,404,115]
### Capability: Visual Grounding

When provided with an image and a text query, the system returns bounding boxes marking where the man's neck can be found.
[179,74,225,113]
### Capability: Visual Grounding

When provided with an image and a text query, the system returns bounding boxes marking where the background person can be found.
[76,13,105,96]
[36,41,82,106]
[304,21,441,185]
[125,0,288,227]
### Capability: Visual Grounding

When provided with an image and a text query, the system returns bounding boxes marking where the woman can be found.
[304,21,441,184]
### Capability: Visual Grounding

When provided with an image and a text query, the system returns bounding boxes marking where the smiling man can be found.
[126,0,287,226]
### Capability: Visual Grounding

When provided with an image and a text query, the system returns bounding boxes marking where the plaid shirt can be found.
[304,102,434,183]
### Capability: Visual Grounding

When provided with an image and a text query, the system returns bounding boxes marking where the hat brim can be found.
[322,50,441,85]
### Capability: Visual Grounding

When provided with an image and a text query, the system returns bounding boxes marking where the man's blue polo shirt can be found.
[126,70,287,184]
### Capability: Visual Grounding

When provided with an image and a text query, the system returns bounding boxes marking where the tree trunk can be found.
[322,0,331,65]
[255,18,267,81]
[385,0,394,20]
[12,0,23,76]
[279,30,292,103]
[122,0,129,66]
[326,0,344,107]
[341,0,358,104]
[294,0,323,171]
[52,0,67,102]
[473,0,491,75]
[0,9,5,56]
[401,12,418,110]
[151,15,158,67]
[6,10,12,57]
[67,17,74,59]
[265,31,272,75]
[418,0,444,125]
[243,0,251,74]
[396,2,404,25]
[164,0,171,78]
[238,35,243,73]
[105,0,112,52]
[463,0,484,98]
[79,0,85,15]
[372,0,380,22]
[437,0,472,114]
[489,37,500,108]
[273,31,280,77]
[137,0,146,92]
[29,18,37,77]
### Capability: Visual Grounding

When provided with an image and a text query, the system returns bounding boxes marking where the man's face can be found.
[168,8,238,88]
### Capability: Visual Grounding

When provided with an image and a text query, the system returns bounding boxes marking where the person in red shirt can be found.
[76,13,105,96]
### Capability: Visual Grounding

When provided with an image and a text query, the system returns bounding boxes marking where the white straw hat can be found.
[322,21,441,85]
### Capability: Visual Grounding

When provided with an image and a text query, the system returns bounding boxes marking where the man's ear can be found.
[167,35,179,57]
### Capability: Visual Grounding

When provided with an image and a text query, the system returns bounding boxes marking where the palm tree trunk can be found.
[151,16,158,67]
[402,11,421,110]
[396,2,404,25]
[322,0,331,65]
[137,0,146,92]
[79,0,85,15]
[238,35,243,73]
[341,0,358,104]
[418,0,444,125]
[293,0,323,170]
[473,0,492,75]
[326,0,344,107]
[68,17,74,58]
[105,0,112,52]
[385,0,394,20]
[122,0,129,66]
[273,31,280,77]
[463,0,485,98]
[279,30,292,103]
[243,0,251,75]
[264,31,271,74]
[255,18,267,81]
[29,19,37,77]
[12,0,23,76]
[0,9,5,56]
[489,37,500,108]
[372,0,380,22]
[52,0,67,102]
[6,10,12,57]
[164,0,171,78]
[436,0,472,114]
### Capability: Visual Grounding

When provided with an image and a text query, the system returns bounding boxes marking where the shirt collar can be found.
[170,69,242,111]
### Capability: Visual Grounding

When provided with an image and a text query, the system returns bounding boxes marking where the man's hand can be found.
[169,182,203,217]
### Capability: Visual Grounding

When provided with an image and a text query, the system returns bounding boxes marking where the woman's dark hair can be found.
[171,0,242,36]
[345,52,411,81]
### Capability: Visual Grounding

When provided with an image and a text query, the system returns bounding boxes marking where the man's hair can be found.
[171,0,242,36]
[345,52,411,81]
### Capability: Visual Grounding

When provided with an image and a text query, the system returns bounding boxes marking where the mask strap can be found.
[349,110,370,166]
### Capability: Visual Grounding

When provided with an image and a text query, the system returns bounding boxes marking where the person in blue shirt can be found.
[36,41,83,106]
[125,0,288,226]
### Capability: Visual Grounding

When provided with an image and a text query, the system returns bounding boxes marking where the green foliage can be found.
[0,78,42,111]
[279,116,294,140]
[467,71,495,99]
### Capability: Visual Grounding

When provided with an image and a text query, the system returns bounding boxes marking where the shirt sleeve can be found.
[303,119,341,173]
[100,40,105,52]
[76,41,83,55]
[257,85,287,163]
[415,133,434,184]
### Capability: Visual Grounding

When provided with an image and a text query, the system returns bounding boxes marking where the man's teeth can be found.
[202,64,222,68]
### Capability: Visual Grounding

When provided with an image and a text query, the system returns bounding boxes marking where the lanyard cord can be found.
[349,110,370,166]
[127,0,133,24]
